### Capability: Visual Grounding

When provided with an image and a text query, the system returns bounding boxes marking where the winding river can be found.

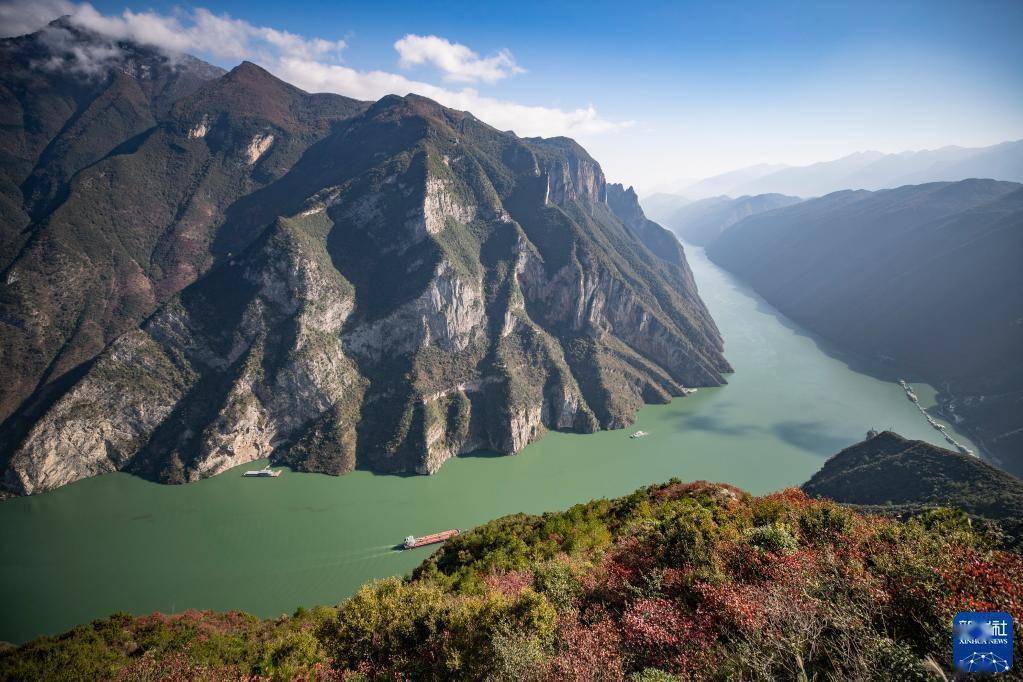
[0,244,979,644]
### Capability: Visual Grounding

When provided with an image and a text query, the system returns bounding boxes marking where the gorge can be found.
[0,242,982,645]
[0,22,729,497]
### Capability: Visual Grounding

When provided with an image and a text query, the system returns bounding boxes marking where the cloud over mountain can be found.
[394,33,524,84]
[0,0,627,138]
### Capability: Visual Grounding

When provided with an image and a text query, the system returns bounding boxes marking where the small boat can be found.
[243,465,281,478]
[630,430,649,439]
[403,529,459,550]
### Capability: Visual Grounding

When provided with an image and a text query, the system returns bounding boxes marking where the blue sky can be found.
[6,0,1022,192]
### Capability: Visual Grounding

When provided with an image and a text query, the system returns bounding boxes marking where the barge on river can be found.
[403,529,460,549]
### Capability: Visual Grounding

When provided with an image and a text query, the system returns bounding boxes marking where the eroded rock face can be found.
[2,84,731,496]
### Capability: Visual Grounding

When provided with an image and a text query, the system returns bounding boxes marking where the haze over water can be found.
[0,244,978,644]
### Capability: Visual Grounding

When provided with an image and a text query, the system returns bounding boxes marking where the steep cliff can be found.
[1,44,729,494]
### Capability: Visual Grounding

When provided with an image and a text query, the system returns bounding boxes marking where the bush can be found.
[744,523,799,555]
[5,482,1021,680]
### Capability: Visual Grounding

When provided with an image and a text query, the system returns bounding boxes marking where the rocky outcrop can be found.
[1,47,730,495]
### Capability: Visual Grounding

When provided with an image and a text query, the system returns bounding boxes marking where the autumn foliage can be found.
[3,480,1021,680]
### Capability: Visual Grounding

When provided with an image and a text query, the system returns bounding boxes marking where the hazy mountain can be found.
[639,191,690,223]
[707,179,1023,475]
[680,163,787,199]
[804,431,1023,547]
[685,141,1023,198]
[645,192,802,246]
[0,26,729,496]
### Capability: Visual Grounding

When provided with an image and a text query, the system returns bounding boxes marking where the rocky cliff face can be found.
[1,31,730,496]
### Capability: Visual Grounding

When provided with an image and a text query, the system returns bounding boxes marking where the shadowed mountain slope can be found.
[708,180,1023,475]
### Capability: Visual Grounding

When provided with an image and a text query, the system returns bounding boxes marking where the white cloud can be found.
[274,57,629,137]
[68,4,345,63]
[0,0,74,37]
[0,0,629,138]
[36,22,123,75]
[394,33,523,84]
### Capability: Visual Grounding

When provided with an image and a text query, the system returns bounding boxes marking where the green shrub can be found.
[745,523,799,555]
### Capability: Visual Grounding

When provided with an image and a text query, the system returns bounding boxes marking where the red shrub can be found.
[547,611,625,681]
[620,597,713,676]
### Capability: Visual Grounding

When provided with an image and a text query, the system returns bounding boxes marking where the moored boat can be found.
[243,465,281,478]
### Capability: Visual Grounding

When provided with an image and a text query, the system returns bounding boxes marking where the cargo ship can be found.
[403,529,459,549]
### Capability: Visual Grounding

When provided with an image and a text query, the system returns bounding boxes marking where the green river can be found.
[0,244,979,644]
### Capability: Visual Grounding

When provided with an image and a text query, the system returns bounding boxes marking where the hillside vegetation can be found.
[3,478,1020,680]
[804,431,1023,549]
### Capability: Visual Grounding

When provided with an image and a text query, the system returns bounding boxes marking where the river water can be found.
[0,244,978,644]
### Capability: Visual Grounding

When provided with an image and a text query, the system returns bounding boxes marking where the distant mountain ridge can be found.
[706,179,1023,476]
[678,140,1023,198]
[644,193,802,246]
[0,22,730,496]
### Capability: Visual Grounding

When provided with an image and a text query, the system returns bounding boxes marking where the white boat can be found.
[629,430,649,439]
[243,465,281,478]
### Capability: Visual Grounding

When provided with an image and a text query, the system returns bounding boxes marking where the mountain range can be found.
[705,179,1023,476]
[0,20,729,496]
[671,140,1023,199]
[643,193,802,246]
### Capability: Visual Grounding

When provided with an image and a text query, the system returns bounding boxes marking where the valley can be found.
[0,243,978,645]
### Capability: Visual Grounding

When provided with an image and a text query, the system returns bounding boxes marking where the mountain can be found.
[683,141,1023,198]
[644,193,801,246]
[639,191,690,223]
[0,17,226,268]
[5,473,1020,678]
[706,179,1023,476]
[804,431,1023,548]
[679,162,787,199]
[0,25,729,496]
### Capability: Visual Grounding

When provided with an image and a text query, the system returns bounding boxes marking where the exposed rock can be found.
[244,133,274,164]
[0,40,730,495]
